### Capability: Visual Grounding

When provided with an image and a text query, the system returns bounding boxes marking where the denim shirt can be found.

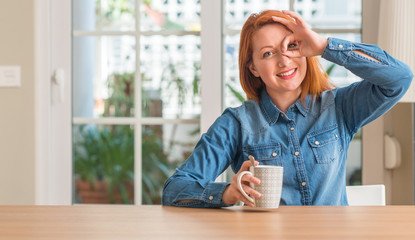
[162,38,413,207]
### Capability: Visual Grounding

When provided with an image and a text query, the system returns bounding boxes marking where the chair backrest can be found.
[346,184,386,206]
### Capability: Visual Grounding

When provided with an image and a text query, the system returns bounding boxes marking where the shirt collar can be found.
[294,96,311,117]
[259,89,310,124]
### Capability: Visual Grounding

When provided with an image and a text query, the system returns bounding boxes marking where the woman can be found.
[162,10,413,207]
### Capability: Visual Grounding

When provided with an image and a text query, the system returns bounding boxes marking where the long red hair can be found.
[239,10,334,102]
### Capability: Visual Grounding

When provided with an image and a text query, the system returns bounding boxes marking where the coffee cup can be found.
[237,165,283,209]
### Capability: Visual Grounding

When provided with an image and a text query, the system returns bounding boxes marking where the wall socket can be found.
[0,66,21,87]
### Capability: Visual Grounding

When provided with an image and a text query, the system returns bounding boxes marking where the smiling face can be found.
[249,23,307,100]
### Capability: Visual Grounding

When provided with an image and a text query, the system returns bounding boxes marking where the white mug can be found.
[237,165,283,209]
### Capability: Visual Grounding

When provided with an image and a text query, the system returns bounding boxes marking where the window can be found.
[72,0,201,205]
[71,0,362,206]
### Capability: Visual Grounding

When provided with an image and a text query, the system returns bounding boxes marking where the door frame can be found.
[35,0,72,205]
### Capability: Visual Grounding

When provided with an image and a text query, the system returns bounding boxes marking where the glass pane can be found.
[224,34,246,108]
[294,0,362,29]
[73,36,136,118]
[224,0,290,31]
[73,124,134,204]
[142,123,200,204]
[141,35,201,119]
[140,0,201,31]
[73,0,136,31]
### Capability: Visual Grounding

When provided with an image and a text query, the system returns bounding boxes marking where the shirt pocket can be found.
[307,126,343,164]
[242,143,282,166]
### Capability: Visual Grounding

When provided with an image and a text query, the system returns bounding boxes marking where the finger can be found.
[240,184,262,198]
[239,160,259,172]
[233,188,256,207]
[281,34,296,53]
[241,174,261,185]
[282,10,306,26]
[271,16,296,32]
[237,192,255,207]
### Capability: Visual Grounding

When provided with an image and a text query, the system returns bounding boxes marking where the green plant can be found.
[74,71,181,204]
[74,124,134,203]
[96,0,135,23]
[142,127,172,204]
[161,62,201,150]
[104,72,134,117]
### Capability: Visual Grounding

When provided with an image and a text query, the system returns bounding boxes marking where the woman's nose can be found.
[277,55,291,68]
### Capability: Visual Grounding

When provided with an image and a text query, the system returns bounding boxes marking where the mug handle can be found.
[237,171,254,203]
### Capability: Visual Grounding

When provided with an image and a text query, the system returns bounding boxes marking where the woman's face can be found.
[249,23,307,98]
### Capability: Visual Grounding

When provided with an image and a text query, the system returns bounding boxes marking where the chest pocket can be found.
[242,143,282,166]
[307,126,343,164]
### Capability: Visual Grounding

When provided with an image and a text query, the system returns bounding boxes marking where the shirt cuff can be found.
[321,37,353,66]
[201,182,232,207]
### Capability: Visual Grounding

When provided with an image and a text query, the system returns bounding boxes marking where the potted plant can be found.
[74,71,174,204]
[74,124,134,204]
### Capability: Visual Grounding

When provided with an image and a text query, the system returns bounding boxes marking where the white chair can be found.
[346,184,386,206]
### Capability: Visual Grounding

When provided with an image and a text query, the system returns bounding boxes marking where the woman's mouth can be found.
[276,68,297,79]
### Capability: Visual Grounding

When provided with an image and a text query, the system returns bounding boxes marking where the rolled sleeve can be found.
[323,38,413,133]
[201,182,231,206]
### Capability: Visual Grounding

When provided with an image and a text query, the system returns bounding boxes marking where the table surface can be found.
[1,205,415,240]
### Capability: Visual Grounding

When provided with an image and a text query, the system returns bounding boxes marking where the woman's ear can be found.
[249,63,260,77]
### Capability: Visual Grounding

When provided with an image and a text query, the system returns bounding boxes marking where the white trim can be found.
[223,28,361,35]
[49,0,72,205]
[201,0,225,182]
[35,0,72,205]
[34,0,51,205]
[134,0,142,205]
[73,117,200,125]
[201,0,223,134]
[73,30,200,37]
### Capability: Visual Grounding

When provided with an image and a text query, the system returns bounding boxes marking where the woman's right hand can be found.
[222,160,261,207]
[271,10,328,58]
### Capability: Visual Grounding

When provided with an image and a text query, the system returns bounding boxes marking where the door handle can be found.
[52,68,65,103]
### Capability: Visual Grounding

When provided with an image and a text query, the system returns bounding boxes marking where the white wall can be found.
[0,0,35,204]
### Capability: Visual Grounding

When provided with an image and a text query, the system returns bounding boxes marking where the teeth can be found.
[277,68,295,77]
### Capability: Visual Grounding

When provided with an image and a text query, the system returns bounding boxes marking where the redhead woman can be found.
[162,10,413,207]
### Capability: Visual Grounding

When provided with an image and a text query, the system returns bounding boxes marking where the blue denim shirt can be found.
[162,38,413,207]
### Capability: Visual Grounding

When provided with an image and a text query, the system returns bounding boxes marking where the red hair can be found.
[239,10,334,102]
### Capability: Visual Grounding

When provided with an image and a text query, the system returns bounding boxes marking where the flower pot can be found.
[76,179,134,204]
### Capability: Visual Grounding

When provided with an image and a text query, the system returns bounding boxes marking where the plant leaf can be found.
[226,83,246,103]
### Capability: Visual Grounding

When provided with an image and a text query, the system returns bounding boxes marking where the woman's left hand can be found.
[272,10,328,58]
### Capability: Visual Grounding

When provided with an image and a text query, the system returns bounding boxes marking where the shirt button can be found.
[290,127,294,131]
[209,196,213,200]
[272,152,277,157]
[335,134,339,138]
[314,141,320,145]
[338,44,343,48]
[301,182,307,186]
[294,151,300,156]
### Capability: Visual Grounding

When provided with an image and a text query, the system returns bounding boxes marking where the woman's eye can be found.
[287,42,298,49]
[263,51,273,58]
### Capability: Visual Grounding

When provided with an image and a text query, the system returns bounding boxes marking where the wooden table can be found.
[1,205,415,239]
